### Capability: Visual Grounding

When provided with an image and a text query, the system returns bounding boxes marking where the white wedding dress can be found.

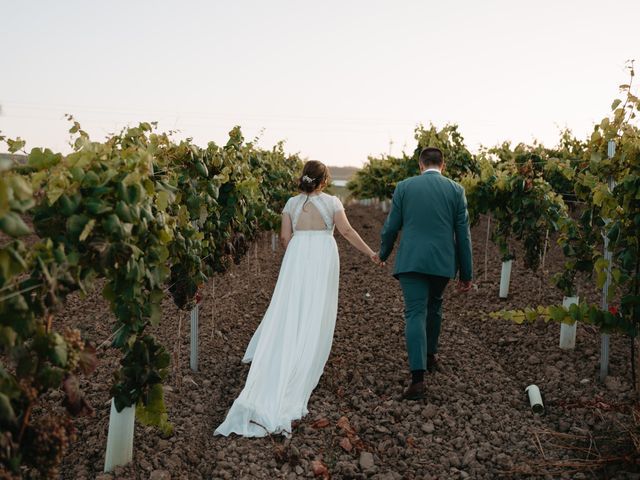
[215,192,343,437]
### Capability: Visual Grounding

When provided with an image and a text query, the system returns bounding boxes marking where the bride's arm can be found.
[334,210,377,260]
[280,213,293,249]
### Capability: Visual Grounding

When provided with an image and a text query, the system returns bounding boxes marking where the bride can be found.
[215,160,380,437]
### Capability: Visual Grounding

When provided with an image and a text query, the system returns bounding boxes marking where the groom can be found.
[378,147,473,400]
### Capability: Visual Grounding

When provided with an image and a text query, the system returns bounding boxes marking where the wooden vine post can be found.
[190,302,200,372]
[190,220,200,373]
[599,140,616,381]
[483,216,491,282]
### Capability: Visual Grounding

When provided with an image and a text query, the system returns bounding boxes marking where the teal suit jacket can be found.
[379,170,473,281]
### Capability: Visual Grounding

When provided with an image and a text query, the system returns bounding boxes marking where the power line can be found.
[1,100,434,127]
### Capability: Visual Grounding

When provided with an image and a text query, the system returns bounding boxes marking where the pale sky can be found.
[1,0,638,166]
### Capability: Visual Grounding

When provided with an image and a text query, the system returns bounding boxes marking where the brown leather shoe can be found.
[427,354,444,373]
[401,382,426,401]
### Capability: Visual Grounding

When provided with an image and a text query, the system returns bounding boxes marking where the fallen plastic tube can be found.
[525,385,544,414]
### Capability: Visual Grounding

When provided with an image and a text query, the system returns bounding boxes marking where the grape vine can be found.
[0,119,301,477]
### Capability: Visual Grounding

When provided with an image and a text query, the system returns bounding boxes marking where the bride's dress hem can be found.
[214,226,339,439]
[214,401,309,438]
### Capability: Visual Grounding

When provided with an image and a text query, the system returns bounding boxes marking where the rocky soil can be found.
[53,204,639,479]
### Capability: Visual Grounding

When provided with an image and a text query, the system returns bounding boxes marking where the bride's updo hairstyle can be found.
[298,160,330,194]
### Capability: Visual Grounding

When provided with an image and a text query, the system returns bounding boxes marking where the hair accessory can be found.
[302,175,315,183]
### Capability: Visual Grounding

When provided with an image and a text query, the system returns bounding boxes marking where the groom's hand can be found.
[456,280,472,292]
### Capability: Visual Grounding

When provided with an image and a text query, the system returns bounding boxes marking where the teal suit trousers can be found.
[398,273,449,372]
[379,170,473,374]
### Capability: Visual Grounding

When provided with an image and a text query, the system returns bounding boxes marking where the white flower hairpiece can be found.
[302,175,315,183]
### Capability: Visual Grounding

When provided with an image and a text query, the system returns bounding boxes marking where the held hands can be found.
[369,251,385,267]
[456,279,473,293]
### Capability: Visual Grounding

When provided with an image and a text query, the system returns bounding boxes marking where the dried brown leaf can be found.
[311,460,330,479]
[312,418,330,429]
[336,416,356,436]
[339,437,353,452]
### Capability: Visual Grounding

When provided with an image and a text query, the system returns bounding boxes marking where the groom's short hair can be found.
[419,147,444,167]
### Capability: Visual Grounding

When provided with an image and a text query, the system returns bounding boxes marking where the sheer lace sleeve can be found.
[333,196,345,214]
[282,197,295,216]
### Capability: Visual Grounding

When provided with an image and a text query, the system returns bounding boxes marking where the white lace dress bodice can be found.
[282,193,344,232]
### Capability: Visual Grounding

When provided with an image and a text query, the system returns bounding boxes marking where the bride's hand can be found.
[370,251,384,266]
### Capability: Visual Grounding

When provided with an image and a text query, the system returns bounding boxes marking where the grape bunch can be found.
[0,431,21,480]
[22,415,76,478]
[62,328,83,371]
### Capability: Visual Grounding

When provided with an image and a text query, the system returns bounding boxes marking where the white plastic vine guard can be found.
[559,296,579,349]
[499,260,512,299]
[104,398,135,472]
